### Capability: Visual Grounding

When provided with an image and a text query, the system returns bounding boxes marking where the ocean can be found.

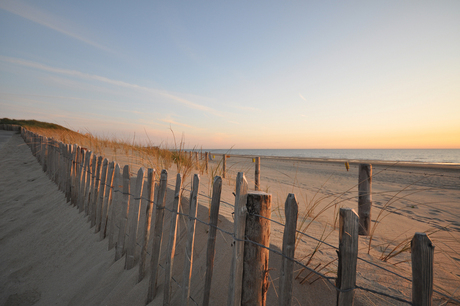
[205,149,460,165]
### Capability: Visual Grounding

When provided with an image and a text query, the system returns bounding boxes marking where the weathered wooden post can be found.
[163,173,183,306]
[336,208,359,306]
[100,161,115,239]
[227,172,248,306]
[72,146,82,206]
[205,152,209,172]
[223,154,227,178]
[69,144,76,203]
[125,167,145,270]
[279,193,298,306]
[78,149,88,212]
[411,233,434,306]
[358,164,372,235]
[241,191,272,306]
[86,154,96,216]
[180,174,200,306]
[108,163,121,250]
[96,158,109,233]
[203,176,223,306]
[146,170,168,298]
[115,165,130,261]
[138,168,155,282]
[90,156,103,227]
[255,157,261,191]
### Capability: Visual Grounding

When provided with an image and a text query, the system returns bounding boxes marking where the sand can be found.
[1,132,459,305]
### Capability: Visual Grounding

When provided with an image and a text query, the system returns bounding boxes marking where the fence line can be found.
[5,124,459,305]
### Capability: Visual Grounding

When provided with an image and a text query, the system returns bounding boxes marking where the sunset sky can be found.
[1,1,459,149]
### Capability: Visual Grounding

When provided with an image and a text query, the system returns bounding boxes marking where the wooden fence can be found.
[3,124,440,305]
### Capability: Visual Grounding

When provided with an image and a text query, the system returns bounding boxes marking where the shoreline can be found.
[214,153,460,171]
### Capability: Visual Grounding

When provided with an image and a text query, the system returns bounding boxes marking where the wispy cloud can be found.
[0,55,222,116]
[161,116,197,129]
[299,93,307,101]
[0,0,115,54]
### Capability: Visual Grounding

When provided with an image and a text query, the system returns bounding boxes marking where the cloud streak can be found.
[0,0,115,54]
[0,55,222,116]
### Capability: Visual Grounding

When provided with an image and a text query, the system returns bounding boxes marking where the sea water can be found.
[205,149,460,164]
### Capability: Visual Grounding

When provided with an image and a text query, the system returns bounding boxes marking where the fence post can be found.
[205,152,209,172]
[146,170,168,299]
[108,163,121,250]
[62,143,69,195]
[203,176,223,306]
[279,193,298,306]
[96,158,109,233]
[42,137,48,172]
[227,172,248,306]
[223,154,227,178]
[47,139,54,179]
[82,150,91,213]
[163,173,183,306]
[78,149,87,212]
[138,168,155,281]
[358,164,372,235]
[72,146,82,206]
[125,167,145,270]
[181,174,200,306]
[115,165,130,261]
[100,161,115,239]
[86,154,96,217]
[336,208,359,306]
[59,142,64,188]
[255,157,260,191]
[69,144,76,201]
[411,233,434,306]
[242,191,272,306]
[91,156,103,227]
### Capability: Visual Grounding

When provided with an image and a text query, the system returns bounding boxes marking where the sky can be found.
[1,1,459,149]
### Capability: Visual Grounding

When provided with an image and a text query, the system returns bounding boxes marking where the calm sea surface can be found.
[206,149,460,164]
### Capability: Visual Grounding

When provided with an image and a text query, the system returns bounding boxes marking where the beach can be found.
[1,132,459,305]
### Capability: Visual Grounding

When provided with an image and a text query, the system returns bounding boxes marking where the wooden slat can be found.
[411,232,434,306]
[138,168,156,282]
[241,191,272,305]
[203,176,222,306]
[255,157,260,191]
[180,174,200,306]
[86,154,96,216]
[336,208,359,306]
[78,149,88,212]
[108,163,121,250]
[147,170,168,300]
[83,151,93,215]
[125,167,145,270]
[223,154,226,178]
[279,193,298,306]
[100,161,115,239]
[96,158,109,233]
[115,165,130,261]
[227,172,248,306]
[90,156,103,228]
[163,173,183,306]
[358,164,372,235]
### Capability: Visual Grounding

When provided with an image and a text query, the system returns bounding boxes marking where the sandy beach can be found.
[1,132,459,305]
